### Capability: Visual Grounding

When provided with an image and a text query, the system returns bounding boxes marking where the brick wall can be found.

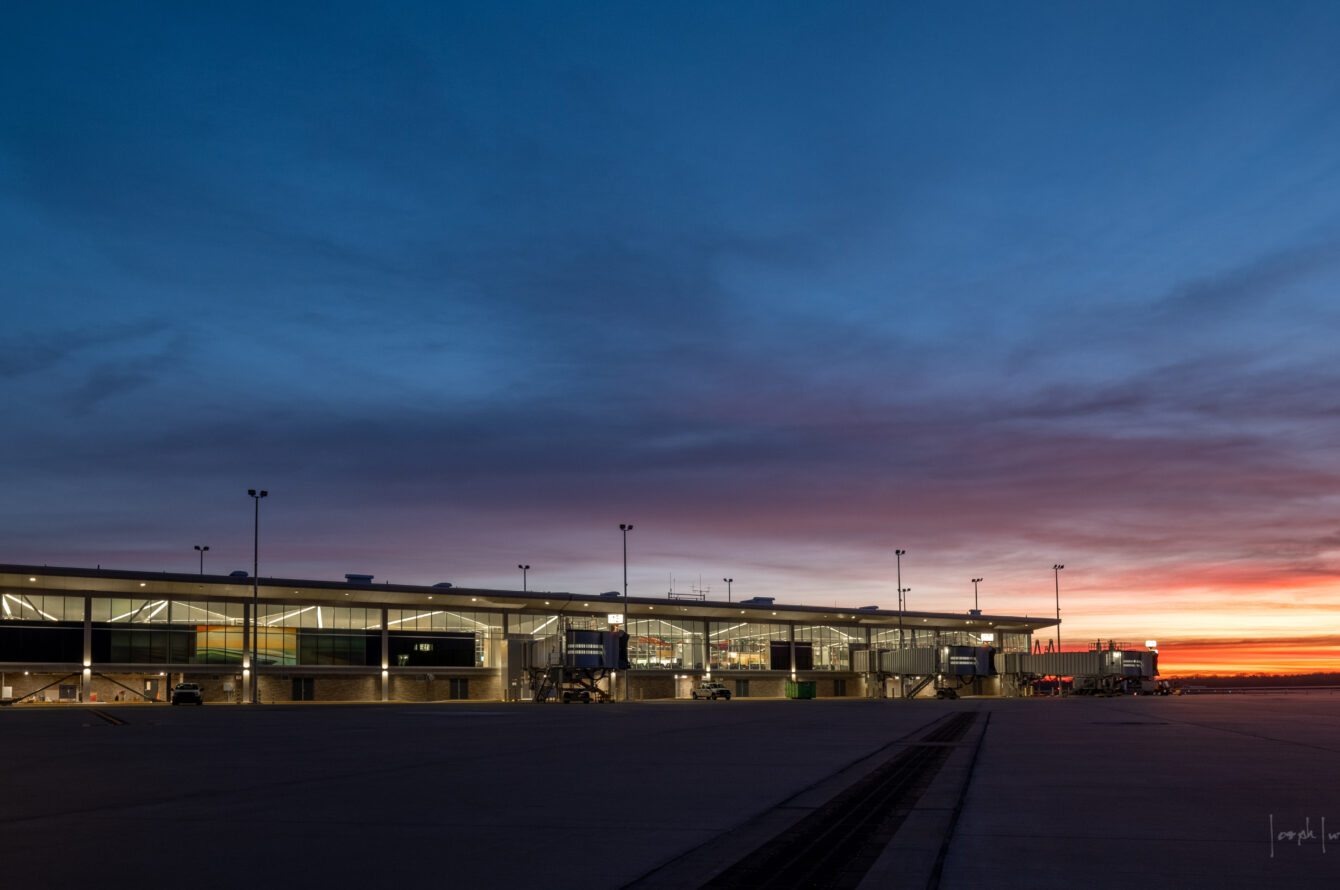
[256,674,378,702]
[630,674,676,700]
[389,673,501,702]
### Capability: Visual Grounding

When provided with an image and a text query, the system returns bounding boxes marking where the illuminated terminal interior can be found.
[0,564,1152,704]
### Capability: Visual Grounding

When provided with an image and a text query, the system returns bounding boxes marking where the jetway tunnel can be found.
[854,644,1161,697]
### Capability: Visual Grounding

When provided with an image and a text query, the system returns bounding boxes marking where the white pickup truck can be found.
[170,682,204,705]
[690,681,732,700]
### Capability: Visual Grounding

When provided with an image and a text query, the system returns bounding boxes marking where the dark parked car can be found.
[171,682,204,706]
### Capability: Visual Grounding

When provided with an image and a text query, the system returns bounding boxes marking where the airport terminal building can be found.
[0,563,1147,705]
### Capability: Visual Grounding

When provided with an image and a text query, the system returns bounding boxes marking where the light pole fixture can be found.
[248,489,268,704]
[194,545,210,575]
[972,577,983,613]
[619,524,633,703]
[895,549,906,647]
[1052,564,1065,651]
[518,564,530,591]
[723,578,733,603]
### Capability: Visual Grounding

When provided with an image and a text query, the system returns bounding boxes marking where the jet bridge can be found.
[521,625,629,703]
[865,646,996,698]
[1001,644,1160,695]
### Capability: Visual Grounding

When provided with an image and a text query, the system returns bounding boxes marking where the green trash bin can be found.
[785,680,817,699]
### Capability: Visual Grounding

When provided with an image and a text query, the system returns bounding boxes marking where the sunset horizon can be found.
[5,3,1339,682]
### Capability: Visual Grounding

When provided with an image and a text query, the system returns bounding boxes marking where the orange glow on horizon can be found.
[1155,635,1340,676]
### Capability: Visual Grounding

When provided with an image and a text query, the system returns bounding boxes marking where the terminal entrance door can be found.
[143,679,160,702]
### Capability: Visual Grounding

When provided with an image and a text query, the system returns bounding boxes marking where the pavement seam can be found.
[926,709,990,889]
[623,710,979,890]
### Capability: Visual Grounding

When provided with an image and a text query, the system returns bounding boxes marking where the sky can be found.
[4,2,1340,675]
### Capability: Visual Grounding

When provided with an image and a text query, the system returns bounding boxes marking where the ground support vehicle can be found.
[170,682,204,705]
[691,681,731,700]
[526,666,608,703]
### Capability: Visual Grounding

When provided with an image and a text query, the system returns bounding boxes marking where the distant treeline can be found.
[1169,672,1340,687]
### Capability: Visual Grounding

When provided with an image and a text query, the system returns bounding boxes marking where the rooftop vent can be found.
[345,574,374,584]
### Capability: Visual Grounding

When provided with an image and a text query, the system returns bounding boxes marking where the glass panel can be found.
[297,629,373,666]
[870,626,936,649]
[387,608,503,632]
[0,623,83,661]
[794,624,860,670]
[708,621,789,670]
[512,613,562,636]
[384,609,502,666]
[627,617,703,670]
[3,593,84,623]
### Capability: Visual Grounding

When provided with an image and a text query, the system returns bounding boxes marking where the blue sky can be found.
[5,2,1340,669]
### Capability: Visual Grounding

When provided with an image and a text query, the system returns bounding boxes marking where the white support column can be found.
[81,596,92,703]
[499,613,509,701]
[241,602,251,704]
[380,607,389,701]
[788,622,796,680]
[702,618,711,678]
[865,625,876,698]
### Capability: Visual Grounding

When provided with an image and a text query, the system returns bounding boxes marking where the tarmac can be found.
[2,693,1337,889]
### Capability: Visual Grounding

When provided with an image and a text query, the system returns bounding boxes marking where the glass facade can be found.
[512,612,610,635]
[0,582,1042,693]
[511,613,562,636]
[794,624,861,671]
[870,626,939,649]
[260,604,381,666]
[89,597,246,665]
[708,621,789,670]
[1,593,85,663]
[626,617,703,670]
[385,608,502,667]
[938,630,988,647]
[3,593,85,622]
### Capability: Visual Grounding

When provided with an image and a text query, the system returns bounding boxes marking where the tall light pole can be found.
[518,564,530,591]
[722,578,733,603]
[895,549,906,647]
[248,489,267,704]
[619,524,633,703]
[194,545,210,575]
[972,577,983,613]
[1052,564,1065,652]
